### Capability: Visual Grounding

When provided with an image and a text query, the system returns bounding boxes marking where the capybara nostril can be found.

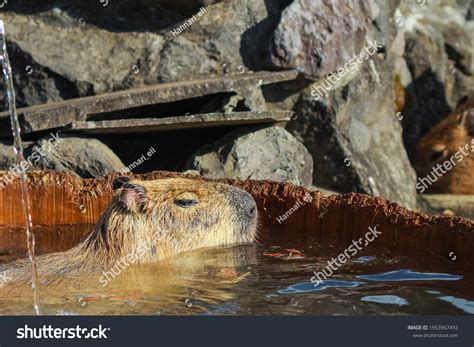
[237,190,257,219]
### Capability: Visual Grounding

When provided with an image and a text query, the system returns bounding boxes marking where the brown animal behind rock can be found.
[0,176,258,286]
[415,96,474,194]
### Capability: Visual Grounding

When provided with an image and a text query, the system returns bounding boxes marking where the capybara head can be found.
[415,96,474,194]
[85,176,258,263]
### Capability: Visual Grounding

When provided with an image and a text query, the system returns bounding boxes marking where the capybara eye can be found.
[429,144,446,162]
[430,150,444,162]
[174,199,197,208]
[113,176,132,190]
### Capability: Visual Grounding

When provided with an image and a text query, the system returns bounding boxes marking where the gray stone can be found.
[287,50,417,210]
[0,141,19,169]
[0,10,164,109]
[31,135,125,178]
[398,0,474,156]
[268,0,381,80]
[186,126,313,187]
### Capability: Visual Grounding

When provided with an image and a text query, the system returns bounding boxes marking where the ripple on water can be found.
[278,280,365,294]
[353,256,376,263]
[361,295,408,306]
[438,296,474,314]
[356,269,462,282]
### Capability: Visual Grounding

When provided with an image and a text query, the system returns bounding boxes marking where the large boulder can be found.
[0,9,164,106]
[287,54,417,209]
[268,0,381,79]
[263,0,417,208]
[0,135,124,178]
[30,135,125,178]
[186,126,313,187]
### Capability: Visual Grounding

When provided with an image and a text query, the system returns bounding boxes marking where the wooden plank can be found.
[65,111,293,134]
[0,70,298,137]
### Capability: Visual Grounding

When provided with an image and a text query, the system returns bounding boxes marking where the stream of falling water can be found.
[0,20,41,314]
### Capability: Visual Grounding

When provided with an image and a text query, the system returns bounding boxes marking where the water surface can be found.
[0,225,472,315]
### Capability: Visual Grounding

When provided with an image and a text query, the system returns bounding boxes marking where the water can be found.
[0,225,472,315]
[0,20,41,314]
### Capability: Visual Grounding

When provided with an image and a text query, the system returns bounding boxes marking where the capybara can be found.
[415,96,474,194]
[0,176,258,285]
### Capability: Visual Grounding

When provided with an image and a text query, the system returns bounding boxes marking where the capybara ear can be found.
[113,176,132,191]
[460,109,474,135]
[119,183,148,210]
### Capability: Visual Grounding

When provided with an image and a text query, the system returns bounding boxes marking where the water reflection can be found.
[0,225,472,315]
[356,269,462,282]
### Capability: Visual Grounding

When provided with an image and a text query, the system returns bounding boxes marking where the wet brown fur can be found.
[415,96,474,194]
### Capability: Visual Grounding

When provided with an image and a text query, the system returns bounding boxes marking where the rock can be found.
[30,135,125,178]
[0,0,287,111]
[158,37,216,83]
[264,0,417,209]
[0,8,164,110]
[286,49,417,210]
[0,141,18,169]
[397,1,474,156]
[186,126,313,187]
[268,0,381,80]
[158,0,288,79]
[0,41,83,110]
[0,135,123,178]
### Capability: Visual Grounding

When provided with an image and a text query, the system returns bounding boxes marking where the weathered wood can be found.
[0,71,298,137]
[65,111,292,134]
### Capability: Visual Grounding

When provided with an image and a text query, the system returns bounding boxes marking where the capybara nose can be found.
[237,190,257,219]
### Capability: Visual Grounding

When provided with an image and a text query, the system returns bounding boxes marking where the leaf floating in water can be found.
[356,269,462,282]
[263,248,304,260]
[228,271,251,284]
